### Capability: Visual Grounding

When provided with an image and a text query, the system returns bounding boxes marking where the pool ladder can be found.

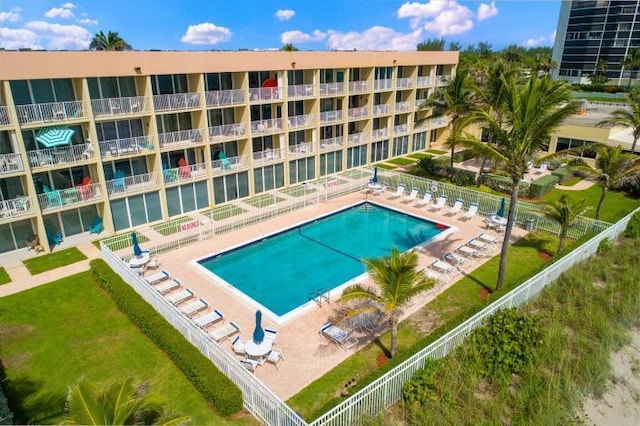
[310,289,331,307]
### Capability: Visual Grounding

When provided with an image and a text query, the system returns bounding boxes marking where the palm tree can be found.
[339,248,435,358]
[281,43,299,51]
[63,377,188,425]
[419,68,475,181]
[89,31,132,51]
[459,76,579,291]
[542,195,590,254]
[621,47,640,88]
[597,88,640,154]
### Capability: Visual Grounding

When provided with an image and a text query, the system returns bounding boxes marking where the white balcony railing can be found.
[106,171,160,196]
[253,147,284,163]
[429,116,450,128]
[374,79,393,91]
[250,118,283,134]
[162,162,208,185]
[347,132,369,146]
[395,101,411,113]
[436,75,449,86]
[414,120,428,132]
[394,124,409,135]
[208,123,247,140]
[0,153,24,174]
[249,87,282,102]
[373,104,391,116]
[211,154,250,175]
[319,82,345,96]
[38,182,103,211]
[17,100,85,124]
[288,141,315,158]
[99,136,154,158]
[158,129,204,149]
[348,107,369,120]
[415,99,428,108]
[287,84,315,98]
[27,143,95,169]
[153,92,202,112]
[319,110,343,123]
[396,78,413,88]
[319,136,343,151]
[0,196,31,220]
[348,81,369,93]
[91,96,149,117]
[417,76,433,87]
[287,114,315,129]
[0,106,12,126]
[205,89,245,107]
[372,127,390,140]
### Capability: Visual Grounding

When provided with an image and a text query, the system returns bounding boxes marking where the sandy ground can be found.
[578,328,640,425]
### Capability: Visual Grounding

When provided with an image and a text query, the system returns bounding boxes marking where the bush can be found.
[481,174,529,197]
[624,211,640,238]
[598,238,613,254]
[452,169,477,186]
[551,166,573,183]
[452,149,475,163]
[528,174,560,198]
[403,358,445,406]
[416,157,476,185]
[90,260,243,417]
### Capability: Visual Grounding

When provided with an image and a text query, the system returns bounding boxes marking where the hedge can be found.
[551,166,573,183]
[481,174,529,197]
[90,259,243,417]
[415,157,476,186]
[528,174,560,198]
[0,378,12,425]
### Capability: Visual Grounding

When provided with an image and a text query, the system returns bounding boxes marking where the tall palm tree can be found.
[419,68,475,182]
[459,76,579,291]
[621,47,640,88]
[339,248,435,358]
[89,31,132,51]
[542,194,590,254]
[597,88,640,154]
[63,377,188,425]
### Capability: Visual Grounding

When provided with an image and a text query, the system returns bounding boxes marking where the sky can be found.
[0,1,562,52]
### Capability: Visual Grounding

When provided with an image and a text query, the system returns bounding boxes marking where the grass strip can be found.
[386,157,416,166]
[0,267,10,285]
[22,247,87,275]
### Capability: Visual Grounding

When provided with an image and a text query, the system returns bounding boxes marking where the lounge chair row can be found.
[386,185,479,218]
[425,232,501,281]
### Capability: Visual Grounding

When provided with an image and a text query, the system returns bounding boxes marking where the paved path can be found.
[0,242,102,298]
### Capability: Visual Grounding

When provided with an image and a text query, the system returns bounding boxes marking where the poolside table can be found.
[244,340,273,358]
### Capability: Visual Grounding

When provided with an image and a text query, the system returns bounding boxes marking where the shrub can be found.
[551,166,573,183]
[403,358,445,406]
[624,211,640,239]
[528,174,560,198]
[481,174,529,197]
[90,260,243,417]
[598,238,613,254]
[452,169,477,186]
[452,149,475,163]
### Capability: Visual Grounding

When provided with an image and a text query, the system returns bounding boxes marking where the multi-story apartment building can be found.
[552,0,640,84]
[0,50,457,255]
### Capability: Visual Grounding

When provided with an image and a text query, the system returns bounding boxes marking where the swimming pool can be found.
[197,202,448,320]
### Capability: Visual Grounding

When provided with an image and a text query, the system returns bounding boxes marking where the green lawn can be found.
[407,153,433,160]
[426,149,447,155]
[386,157,416,166]
[559,175,583,186]
[375,163,397,170]
[22,247,87,275]
[0,267,10,285]
[0,272,247,425]
[541,185,640,223]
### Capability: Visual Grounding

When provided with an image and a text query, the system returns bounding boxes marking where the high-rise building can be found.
[552,0,640,84]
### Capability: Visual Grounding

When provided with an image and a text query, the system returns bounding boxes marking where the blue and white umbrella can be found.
[252,310,265,344]
[35,127,75,148]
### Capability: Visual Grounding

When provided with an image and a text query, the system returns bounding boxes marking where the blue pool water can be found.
[198,203,446,317]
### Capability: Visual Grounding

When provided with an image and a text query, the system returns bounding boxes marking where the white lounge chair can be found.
[429,195,448,211]
[536,162,548,174]
[145,270,170,285]
[240,357,259,372]
[403,188,419,203]
[416,192,432,207]
[457,245,479,259]
[445,198,464,216]
[388,185,406,199]
[209,321,240,342]
[372,183,387,195]
[320,323,358,350]
[165,288,194,306]
[231,336,246,355]
[194,309,224,329]
[477,233,500,244]
[444,252,467,269]
[264,328,277,344]
[430,259,454,274]
[467,239,488,251]
[266,345,285,369]
[424,267,449,283]
[180,298,208,317]
[154,278,181,295]
[463,203,478,219]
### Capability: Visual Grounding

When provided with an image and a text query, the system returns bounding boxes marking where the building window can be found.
[213,172,249,204]
[166,181,208,216]
[412,132,427,151]
[88,76,136,99]
[555,137,597,158]
[289,157,315,184]
[253,164,285,193]
[320,151,343,176]
[151,74,189,95]
[110,192,162,231]
[393,136,409,156]
[347,145,367,169]
[371,140,389,162]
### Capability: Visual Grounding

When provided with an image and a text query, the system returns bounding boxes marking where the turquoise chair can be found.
[89,216,103,234]
[42,184,62,208]
[47,231,63,247]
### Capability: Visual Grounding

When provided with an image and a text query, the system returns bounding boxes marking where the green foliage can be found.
[624,211,640,238]
[0,267,10,285]
[572,84,628,93]
[417,38,445,51]
[90,260,243,417]
[466,308,542,381]
[416,156,476,185]
[481,173,529,197]
[0,382,12,425]
[402,358,445,406]
[451,149,475,163]
[551,166,574,183]
[23,247,87,275]
[528,174,560,198]
[598,238,613,254]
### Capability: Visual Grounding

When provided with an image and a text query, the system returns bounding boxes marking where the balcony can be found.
[415,99,428,108]
[394,124,410,135]
[205,89,245,107]
[91,96,149,118]
[158,128,204,149]
[0,106,12,127]
[27,143,95,169]
[374,79,393,91]
[287,84,315,99]
[435,75,449,86]
[162,162,208,185]
[347,132,369,146]
[0,196,32,221]
[319,82,345,96]
[319,136,343,151]
[211,154,250,176]
[348,81,369,93]
[251,118,283,135]
[99,136,154,158]
[288,114,315,129]
[0,153,24,175]
[429,116,450,129]
[417,76,433,87]
[106,171,160,196]
[373,104,391,116]
[372,127,390,140]
[348,107,369,120]
[288,141,315,158]
[208,123,247,141]
[414,121,428,132]
[397,78,413,89]
[249,87,282,102]
[38,182,103,211]
[395,101,411,113]
[153,92,202,112]
[319,110,343,123]
[17,100,85,125]
[253,147,284,164]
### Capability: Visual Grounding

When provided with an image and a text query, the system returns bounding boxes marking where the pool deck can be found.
[151,190,526,400]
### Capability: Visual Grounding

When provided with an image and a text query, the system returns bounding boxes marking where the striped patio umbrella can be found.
[35,127,75,148]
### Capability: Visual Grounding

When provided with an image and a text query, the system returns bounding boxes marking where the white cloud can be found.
[326,26,423,51]
[0,27,42,49]
[522,36,546,48]
[281,29,326,44]
[77,18,98,26]
[397,0,474,36]
[25,20,91,49]
[275,9,295,21]
[477,2,498,21]
[181,22,232,45]
[0,11,21,23]
[45,3,76,19]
